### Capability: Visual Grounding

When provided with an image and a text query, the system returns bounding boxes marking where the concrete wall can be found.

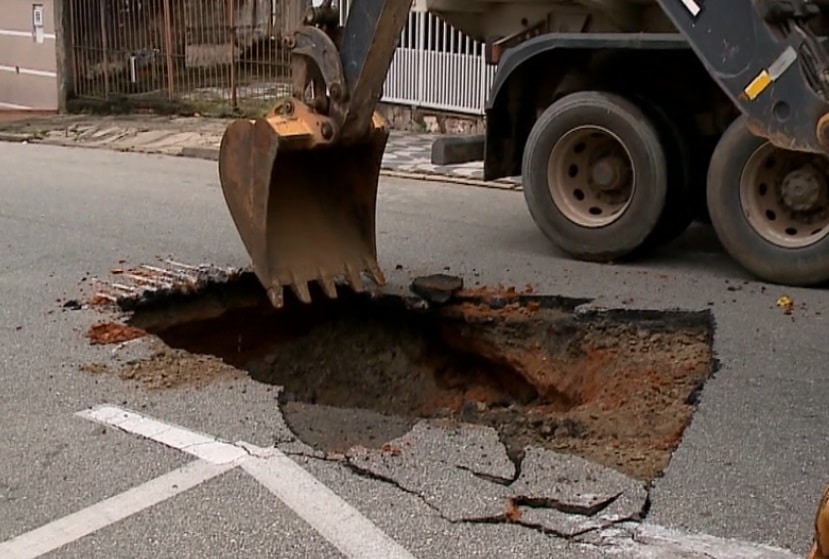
[0,0,59,111]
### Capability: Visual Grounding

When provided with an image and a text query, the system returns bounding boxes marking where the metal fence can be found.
[382,11,496,115]
[66,0,494,116]
[67,0,303,114]
[338,0,495,116]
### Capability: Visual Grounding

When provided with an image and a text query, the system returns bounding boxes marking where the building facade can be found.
[0,1,60,111]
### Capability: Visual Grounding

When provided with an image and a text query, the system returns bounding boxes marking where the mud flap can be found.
[218,108,389,308]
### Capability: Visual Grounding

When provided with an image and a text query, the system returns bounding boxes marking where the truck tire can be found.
[707,115,829,285]
[633,96,696,250]
[522,90,668,262]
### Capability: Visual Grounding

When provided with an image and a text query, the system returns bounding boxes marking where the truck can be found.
[217,0,829,310]
[214,2,829,553]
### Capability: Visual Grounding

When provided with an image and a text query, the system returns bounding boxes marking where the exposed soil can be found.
[86,322,147,345]
[97,276,714,481]
[81,347,242,390]
[118,348,243,390]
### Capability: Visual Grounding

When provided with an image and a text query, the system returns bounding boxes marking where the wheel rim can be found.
[546,125,636,228]
[739,143,829,249]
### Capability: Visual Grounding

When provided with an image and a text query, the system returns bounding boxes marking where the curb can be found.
[0,133,34,143]
[179,146,219,161]
[0,134,522,191]
[379,169,521,191]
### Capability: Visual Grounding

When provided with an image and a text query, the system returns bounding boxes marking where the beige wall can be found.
[0,0,58,110]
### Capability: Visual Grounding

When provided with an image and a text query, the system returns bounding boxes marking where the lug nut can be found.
[321,121,334,140]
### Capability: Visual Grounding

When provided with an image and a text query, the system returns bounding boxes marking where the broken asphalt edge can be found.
[279,422,801,559]
[0,134,523,192]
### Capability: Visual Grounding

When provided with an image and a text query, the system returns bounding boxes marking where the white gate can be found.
[337,2,495,115]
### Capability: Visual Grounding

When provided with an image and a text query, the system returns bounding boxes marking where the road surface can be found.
[0,142,827,558]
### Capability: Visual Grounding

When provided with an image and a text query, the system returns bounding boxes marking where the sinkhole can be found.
[105,273,715,482]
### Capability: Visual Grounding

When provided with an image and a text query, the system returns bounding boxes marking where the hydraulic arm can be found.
[656,0,829,153]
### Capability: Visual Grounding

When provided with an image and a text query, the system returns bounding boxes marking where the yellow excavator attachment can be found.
[213,0,413,308]
[809,484,829,558]
[217,99,389,308]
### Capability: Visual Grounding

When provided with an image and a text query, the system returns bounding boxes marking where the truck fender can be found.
[483,33,688,181]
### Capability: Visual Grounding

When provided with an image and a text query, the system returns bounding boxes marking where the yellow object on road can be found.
[809,485,829,558]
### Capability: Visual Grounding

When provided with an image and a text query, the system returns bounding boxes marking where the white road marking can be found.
[581,523,800,558]
[77,405,254,465]
[244,454,417,559]
[0,460,233,559]
[77,404,416,559]
[634,523,800,558]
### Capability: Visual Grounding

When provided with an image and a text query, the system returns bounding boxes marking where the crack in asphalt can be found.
[514,492,624,517]
[455,464,515,485]
[282,443,652,544]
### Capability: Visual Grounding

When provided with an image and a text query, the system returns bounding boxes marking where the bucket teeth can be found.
[268,262,380,307]
[267,285,284,309]
[319,271,339,300]
[364,256,386,286]
[344,263,365,293]
[290,281,313,304]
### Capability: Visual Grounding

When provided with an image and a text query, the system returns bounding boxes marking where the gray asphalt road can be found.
[1,142,827,558]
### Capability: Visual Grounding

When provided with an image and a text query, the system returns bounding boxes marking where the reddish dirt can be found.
[86,322,147,345]
[505,499,523,523]
[88,294,115,307]
[449,299,543,321]
[456,283,525,300]
[80,347,241,390]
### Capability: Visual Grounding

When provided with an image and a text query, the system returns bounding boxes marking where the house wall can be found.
[0,0,59,110]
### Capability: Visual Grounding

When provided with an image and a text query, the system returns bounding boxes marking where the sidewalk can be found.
[0,113,521,190]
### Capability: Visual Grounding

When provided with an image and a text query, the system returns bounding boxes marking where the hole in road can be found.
[113,273,715,482]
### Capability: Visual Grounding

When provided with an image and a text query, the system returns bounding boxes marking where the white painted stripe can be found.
[0,29,56,40]
[679,0,701,16]
[0,101,33,110]
[77,405,254,465]
[244,456,418,559]
[77,405,417,559]
[584,523,802,558]
[0,64,57,79]
[0,460,233,559]
[634,523,800,558]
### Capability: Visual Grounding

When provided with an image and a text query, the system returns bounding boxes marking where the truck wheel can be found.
[707,115,829,285]
[522,91,668,261]
[633,96,696,249]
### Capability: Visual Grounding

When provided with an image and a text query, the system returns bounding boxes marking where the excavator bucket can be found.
[217,102,389,308]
